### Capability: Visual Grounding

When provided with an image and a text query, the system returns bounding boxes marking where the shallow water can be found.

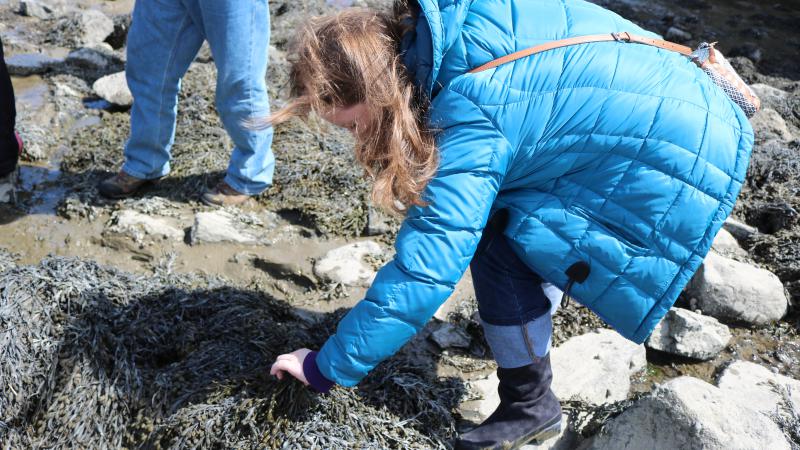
[11,75,48,110]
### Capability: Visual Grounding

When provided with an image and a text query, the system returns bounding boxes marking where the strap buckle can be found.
[611,32,632,42]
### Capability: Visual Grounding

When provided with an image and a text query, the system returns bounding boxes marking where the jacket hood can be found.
[402,0,474,97]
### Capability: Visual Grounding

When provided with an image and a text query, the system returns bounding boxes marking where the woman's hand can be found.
[270,348,312,385]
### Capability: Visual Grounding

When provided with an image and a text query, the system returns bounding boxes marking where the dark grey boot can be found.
[455,354,562,450]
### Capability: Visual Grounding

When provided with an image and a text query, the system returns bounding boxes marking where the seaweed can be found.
[0,257,464,449]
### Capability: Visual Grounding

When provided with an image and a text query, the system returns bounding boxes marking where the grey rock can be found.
[19,0,55,19]
[749,108,794,143]
[59,45,125,80]
[52,10,115,47]
[723,217,758,241]
[710,228,746,258]
[313,241,383,287]
[750,84,790,110]
[190,210,262,245]
[688,251,788,325]
[4,53,62,76]
[646,308,731,360]
[551,329,646,405]
[665,26,692,41]
[588,377,791,450]
[459,372,499,422]
[429,323,471,349]
[717,361,800,419]
[105,210,184,243]
[92,71,132,106]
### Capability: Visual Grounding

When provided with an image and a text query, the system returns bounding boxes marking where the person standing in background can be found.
[98,0,274,207]
[0,36,23,204]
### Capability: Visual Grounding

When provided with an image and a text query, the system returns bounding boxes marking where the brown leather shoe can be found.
[97,171,153,199]
[201,180,250,206]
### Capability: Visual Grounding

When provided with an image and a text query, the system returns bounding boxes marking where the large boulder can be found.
[551,329,646,405]
[749,108,794,143]
[750,84,790,110]
[92,71,132,106]
[710,228,747,259]
[50,10,115,47]
[749,84,794,121]
[313,241,382,287]
[717,361,800,418]
[688,251,788,325]
[646,308,731,360]
[588,377,791,450]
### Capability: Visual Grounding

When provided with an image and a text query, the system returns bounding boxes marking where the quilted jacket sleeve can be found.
[316,90,514,386]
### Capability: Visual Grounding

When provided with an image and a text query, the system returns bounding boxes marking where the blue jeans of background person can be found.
[123,0,274,195]
[470,218,561,368]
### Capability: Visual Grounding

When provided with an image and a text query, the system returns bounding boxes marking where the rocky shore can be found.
[1,0,798,448]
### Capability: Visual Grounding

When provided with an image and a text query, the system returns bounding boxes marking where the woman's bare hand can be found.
[269,348,312,385]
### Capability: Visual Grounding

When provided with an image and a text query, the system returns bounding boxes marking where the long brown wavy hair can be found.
[256,3,437,214]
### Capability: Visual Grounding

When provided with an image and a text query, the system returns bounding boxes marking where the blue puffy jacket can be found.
[317,0,754,386]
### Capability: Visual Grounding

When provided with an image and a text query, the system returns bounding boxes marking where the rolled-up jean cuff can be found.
[481,315,554,368]
[120,161,170,181]
[303,351,335,394]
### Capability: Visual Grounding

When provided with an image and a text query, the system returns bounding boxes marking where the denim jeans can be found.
[122,0,274,195]
[470,215,561,368]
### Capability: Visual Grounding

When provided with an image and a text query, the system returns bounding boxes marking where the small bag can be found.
[691,42,761,117]
[469,32,761,118]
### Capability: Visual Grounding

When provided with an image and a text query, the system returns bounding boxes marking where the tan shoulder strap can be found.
[469,32,693,74]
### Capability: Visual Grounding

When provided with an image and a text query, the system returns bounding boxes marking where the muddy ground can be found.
[0,0,799,448]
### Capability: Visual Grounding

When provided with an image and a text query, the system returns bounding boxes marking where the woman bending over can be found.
[268,1,753,448]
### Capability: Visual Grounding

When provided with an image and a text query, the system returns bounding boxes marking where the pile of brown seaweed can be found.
[0,257,464,449]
